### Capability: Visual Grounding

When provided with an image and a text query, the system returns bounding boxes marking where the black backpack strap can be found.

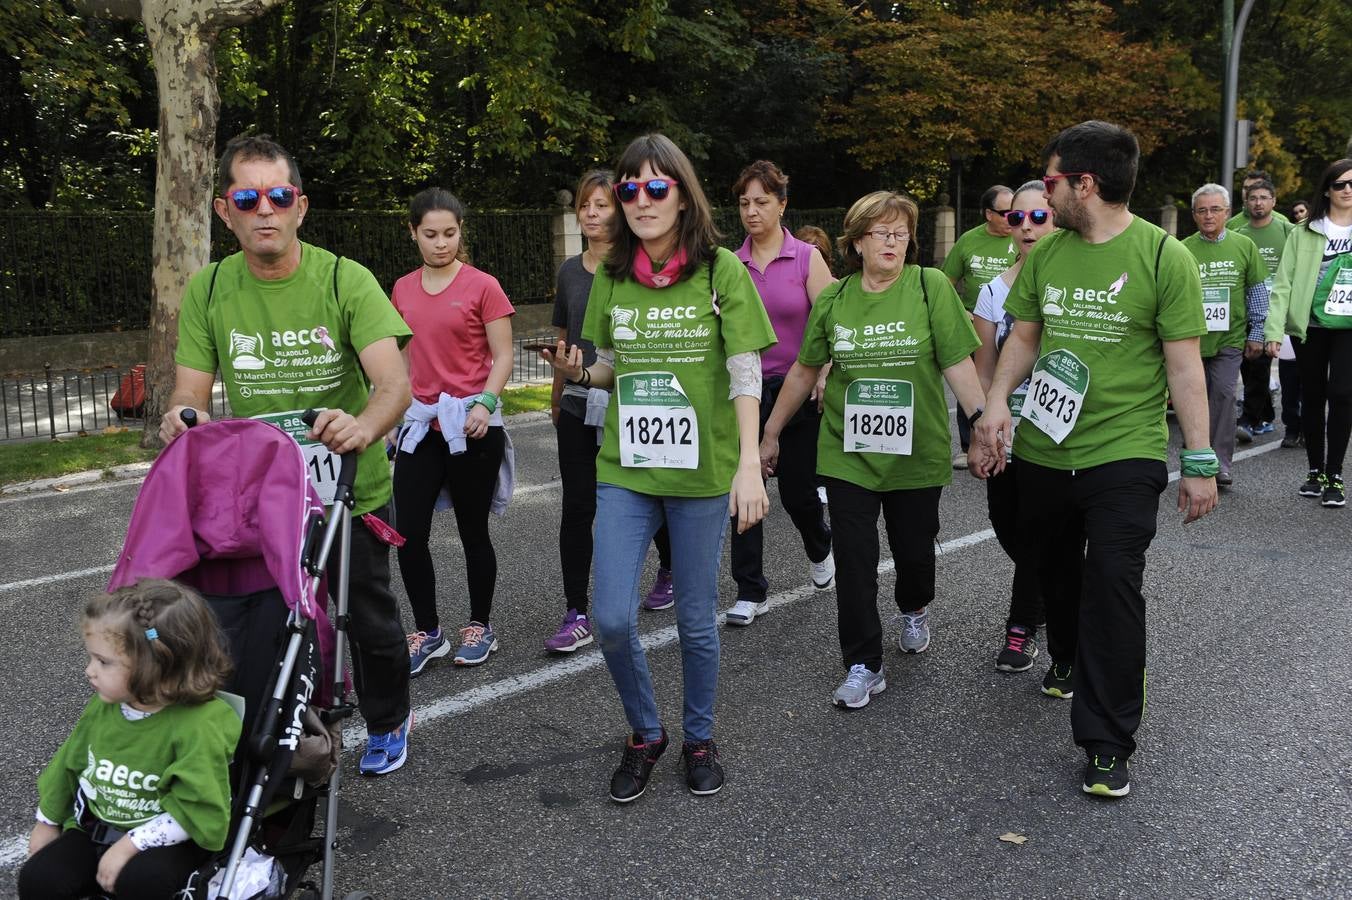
[920,265,930,305]
[709,247,720,315]
[205,261,223,309]
[333,254,343,301]
[1154,234,1167,280]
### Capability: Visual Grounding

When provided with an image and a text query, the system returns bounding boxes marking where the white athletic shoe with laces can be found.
[809,551,836,590]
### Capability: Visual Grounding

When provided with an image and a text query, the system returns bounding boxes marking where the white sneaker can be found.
[833,663,887,709]
[810,551,835,590]
[899,608,930,653]
[952,452,969,470]
[725,599,768,626]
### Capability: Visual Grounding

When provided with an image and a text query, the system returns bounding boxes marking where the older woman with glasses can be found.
[760,191,986,710]
[542,134,775,802]
[1265,158,1352,507]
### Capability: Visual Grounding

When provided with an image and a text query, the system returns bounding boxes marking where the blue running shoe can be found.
[454,621,499,665]
[360,711,412,776]
[407,628,450,677]
[1253,421,1275,435]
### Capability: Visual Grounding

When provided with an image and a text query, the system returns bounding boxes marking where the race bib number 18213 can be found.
[1021,349,1089,445]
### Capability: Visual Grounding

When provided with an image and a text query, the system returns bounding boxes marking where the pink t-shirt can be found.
[391,264,515,402]
[735,227,814,377]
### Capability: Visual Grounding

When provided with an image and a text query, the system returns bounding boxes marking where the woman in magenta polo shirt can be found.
[725,160,836,627]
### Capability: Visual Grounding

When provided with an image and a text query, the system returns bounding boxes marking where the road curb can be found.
[0,462,153,496]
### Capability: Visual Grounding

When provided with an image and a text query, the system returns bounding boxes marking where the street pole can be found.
[1221,0,1258,188]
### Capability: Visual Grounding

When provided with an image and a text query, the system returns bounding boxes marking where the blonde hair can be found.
[83,579,232,707]
[837,191,920,271]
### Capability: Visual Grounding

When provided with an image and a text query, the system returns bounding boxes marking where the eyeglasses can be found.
[226,185,299,212]
[1330,179,1352,192]
[1004,209,1051,227]
[1041,172,1091,193]
[614,178,679,203]
[866,228,910,243]
[1192,206,1228,216]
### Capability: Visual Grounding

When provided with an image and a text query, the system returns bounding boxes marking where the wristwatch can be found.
[966,408,984,430]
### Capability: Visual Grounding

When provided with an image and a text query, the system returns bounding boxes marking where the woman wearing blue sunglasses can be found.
[542,133,775,803]
[971,180,1056,675]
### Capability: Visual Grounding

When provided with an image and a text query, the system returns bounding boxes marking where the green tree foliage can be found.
[5,0,1351,212]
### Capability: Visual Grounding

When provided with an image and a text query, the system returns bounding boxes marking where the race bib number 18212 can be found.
[616,372,699,469]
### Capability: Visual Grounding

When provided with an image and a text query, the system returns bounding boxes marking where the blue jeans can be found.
[592,484,728,743]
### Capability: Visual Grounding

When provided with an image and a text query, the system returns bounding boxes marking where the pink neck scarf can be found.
[633,245,687,289]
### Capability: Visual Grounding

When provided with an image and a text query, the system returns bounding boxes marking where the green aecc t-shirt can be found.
[1005,217,1205,470]
[941,225,1018,312]
[38,697,241,851]
[799,266,980,491]
[582,247,776,498]
[1232,217,1293,279]
[1181,231,1269,357]
[176,244,412,515]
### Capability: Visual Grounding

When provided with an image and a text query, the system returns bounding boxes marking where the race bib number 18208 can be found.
[843,379,914,455]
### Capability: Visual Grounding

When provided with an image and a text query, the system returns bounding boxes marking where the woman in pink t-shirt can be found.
[391,188,515,674]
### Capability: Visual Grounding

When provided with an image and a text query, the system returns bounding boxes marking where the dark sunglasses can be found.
[1330,179,1352,192]
[226,185,299,212]
[1004,209,1051,227]
[614,178,679,204]
[1040,172,1091,193]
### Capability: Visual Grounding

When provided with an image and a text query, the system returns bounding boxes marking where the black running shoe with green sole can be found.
[1083,754,1130,797]
[1041,662,1073,699]
[1322,475,1346,508]
[1300,469,1326,498]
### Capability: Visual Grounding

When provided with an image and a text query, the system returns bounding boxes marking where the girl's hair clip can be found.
[144,628,159,641]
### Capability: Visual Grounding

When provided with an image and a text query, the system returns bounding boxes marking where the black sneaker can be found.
[1041,662,1073,699]
[608,729,668,804]
[1299,470,1326,498]
[1082,754,1130,798]
[682,739,725,796]
[1322,474,1346,508]
[1280,431,1303,449]
[1215,471,1233,487]
[996,625,1039,673]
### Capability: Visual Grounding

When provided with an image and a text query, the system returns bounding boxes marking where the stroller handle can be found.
[301,408,359,505]
[180,408,198,428]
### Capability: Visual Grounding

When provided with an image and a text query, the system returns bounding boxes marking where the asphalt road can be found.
[1,412,1348,899]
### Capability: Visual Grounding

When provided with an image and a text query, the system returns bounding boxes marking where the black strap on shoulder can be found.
[1154,234,1167,280]
[333,254,343,301]
[205,261,223,309]
[708,247,719,315]
[919,265,930,305]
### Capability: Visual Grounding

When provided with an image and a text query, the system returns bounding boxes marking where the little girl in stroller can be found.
[20,579,240,899]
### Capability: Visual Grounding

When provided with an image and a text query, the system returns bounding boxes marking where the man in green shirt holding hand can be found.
[972,121,1217,799]
[942,184,1017,468]
[1182,183,1270,486]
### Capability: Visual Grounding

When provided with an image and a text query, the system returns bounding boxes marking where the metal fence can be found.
[0,210,558,338]
[0,332,557,443]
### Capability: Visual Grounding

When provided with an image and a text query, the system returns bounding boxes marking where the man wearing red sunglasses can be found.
[972,120,1216,800]
[158,134,416,778]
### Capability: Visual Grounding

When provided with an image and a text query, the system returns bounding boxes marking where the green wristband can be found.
[472,391,498,414]
[1179,447,1220,478]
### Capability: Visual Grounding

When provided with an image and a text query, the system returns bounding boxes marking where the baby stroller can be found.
[108,414,374,900]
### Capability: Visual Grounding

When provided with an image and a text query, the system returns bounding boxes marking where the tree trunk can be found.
[140,2,219,446]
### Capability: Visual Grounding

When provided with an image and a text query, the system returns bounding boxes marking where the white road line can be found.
[0,440,1289,872]
[0,565,116,594]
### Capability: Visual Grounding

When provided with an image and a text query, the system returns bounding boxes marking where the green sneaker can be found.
[1041,662,1073,699]
[1082,754,1130,797]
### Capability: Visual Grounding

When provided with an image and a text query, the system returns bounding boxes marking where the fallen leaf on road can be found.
[998,832,1027,845]
[785,710,795,719]
[53,484,70,492]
